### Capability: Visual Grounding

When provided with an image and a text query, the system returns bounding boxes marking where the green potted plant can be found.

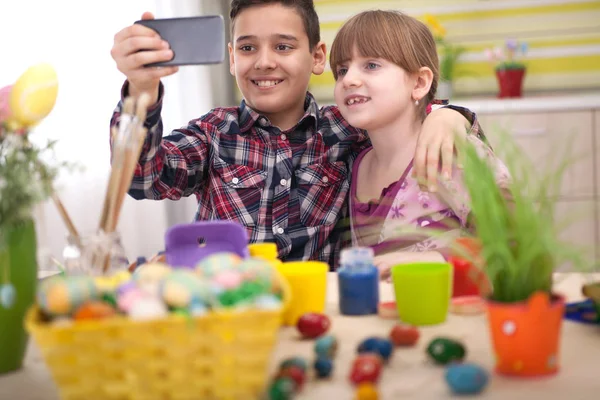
[423,14,467,100]
[485,39,528,98]
[0,63,67,374]
[456,130,589,377]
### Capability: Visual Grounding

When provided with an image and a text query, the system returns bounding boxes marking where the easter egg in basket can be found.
[8,63,58,129]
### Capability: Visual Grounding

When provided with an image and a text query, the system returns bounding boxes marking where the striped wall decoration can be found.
[310,0,600,101]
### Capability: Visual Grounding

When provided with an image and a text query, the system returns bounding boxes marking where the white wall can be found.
[0,0,220,269]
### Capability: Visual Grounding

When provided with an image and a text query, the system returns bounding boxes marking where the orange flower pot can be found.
[486,291,565,377]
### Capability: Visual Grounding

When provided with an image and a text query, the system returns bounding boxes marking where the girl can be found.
[330,10,511,280]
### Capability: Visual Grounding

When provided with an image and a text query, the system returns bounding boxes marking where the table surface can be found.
[1,273,599,399]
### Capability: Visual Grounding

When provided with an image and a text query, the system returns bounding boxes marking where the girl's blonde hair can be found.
[330,10,439,118]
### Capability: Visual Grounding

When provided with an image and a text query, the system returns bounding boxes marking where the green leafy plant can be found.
[457,129,590,303]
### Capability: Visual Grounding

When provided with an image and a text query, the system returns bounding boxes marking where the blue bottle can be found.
[337,247,379,315]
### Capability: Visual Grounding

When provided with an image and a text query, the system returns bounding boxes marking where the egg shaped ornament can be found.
[8,63,59,129]
[0,85,13,124]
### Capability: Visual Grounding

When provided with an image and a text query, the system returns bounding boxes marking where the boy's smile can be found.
[228,3,326,131]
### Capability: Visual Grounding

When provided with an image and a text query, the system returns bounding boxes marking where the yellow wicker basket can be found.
[26,272,291,400]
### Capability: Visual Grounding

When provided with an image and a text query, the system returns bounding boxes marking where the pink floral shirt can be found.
[350,135,511,257]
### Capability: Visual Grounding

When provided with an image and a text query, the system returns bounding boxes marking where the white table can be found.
[1,273,599,399]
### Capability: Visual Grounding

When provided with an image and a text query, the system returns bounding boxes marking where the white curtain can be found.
[0,0,226,270]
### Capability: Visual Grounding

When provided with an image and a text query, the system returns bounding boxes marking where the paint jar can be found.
[337,247,379,316]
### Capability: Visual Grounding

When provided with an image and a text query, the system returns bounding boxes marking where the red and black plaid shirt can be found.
[110,82,482,266]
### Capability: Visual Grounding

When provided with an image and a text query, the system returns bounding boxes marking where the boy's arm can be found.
[414,104,486,192]
[110,81,210,200]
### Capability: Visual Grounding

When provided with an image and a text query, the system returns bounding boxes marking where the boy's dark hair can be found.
[230,0,321,50]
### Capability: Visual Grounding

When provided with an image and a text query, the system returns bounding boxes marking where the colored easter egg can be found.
[297,313,330,339]
[213,269,243,290]
[349,354,383,385]
[254,294,282,310]
[357,337,394,363]
[279,357,308,373]
[355,382,379,400]
[161,270,212,308]
[73,301,116,320]
[389,324,420,347]
[38,275,97,316]
[427,337,466,365]
[0,283,16,308]
[277,365,305,391]
[195,252,242,278]
[268,377,296,400]
[117,287,146,313]
[133,262,170,295]
[8,63,58,128]
[315,335,338,359]
[128,296,168,321]
[445,363,489,395]
[314,357,334,378]
[0,85,13,122]
[377,301,397,319]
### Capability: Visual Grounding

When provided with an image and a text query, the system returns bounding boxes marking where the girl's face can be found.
[333,48,417,132]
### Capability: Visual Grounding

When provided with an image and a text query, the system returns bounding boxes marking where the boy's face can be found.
[229,4,326,123]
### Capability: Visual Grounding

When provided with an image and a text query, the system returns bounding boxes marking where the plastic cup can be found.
[391,262,453,326]
[276,261,328,326]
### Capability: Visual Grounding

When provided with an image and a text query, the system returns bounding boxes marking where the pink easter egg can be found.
[0,85,13,122]
[213,270,243,290]
[117,287,145,312]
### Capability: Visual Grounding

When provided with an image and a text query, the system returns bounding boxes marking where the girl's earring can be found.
[414,99,420,106]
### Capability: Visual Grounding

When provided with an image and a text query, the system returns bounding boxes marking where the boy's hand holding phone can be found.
[111,12,179,103]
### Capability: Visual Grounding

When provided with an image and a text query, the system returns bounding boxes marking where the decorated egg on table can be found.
[195,252,242,278]
[279,356,308,373]
[128,296,168,320]
[161,270,212,309]
[7,63,58,129]
[427,337,467,365]
[277,365,305,391]
[354,382,379,400]
[133,262,171,295]
[445,363,489,395]
[314,357,334,378]
[268,377,296,400]
[349,354,383,385]
[357,337,394,363]
[389,324,420,347]
[73,301,116,320]
[297,313,330,339]
[315,335,338,359]
[38,275,97,316]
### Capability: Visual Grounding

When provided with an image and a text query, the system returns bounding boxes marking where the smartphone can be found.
[134,15,225,67]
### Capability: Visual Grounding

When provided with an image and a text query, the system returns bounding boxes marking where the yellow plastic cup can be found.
[391,262,453,326]
[276,261,328,326]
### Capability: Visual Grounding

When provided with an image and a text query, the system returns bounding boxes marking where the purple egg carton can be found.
[164,221,249,268]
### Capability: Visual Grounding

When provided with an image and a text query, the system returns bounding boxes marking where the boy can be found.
[109,0,485,265]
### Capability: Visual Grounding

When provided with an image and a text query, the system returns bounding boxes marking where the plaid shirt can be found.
[110,82,483,266]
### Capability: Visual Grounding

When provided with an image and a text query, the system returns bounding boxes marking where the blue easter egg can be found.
[314,357,334,378]
[445,363,489,395]
[0,284,16,308]
[357,337,394,362]
[315,335,338,359]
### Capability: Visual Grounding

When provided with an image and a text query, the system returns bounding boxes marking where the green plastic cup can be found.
[391,262,453,326]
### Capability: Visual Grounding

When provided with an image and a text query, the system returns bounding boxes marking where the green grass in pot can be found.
[458,131,590,303]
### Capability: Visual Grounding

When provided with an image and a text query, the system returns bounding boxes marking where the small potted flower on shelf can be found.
[485,39,528,98]
[456,131,590,378]
[422,14,467,100]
